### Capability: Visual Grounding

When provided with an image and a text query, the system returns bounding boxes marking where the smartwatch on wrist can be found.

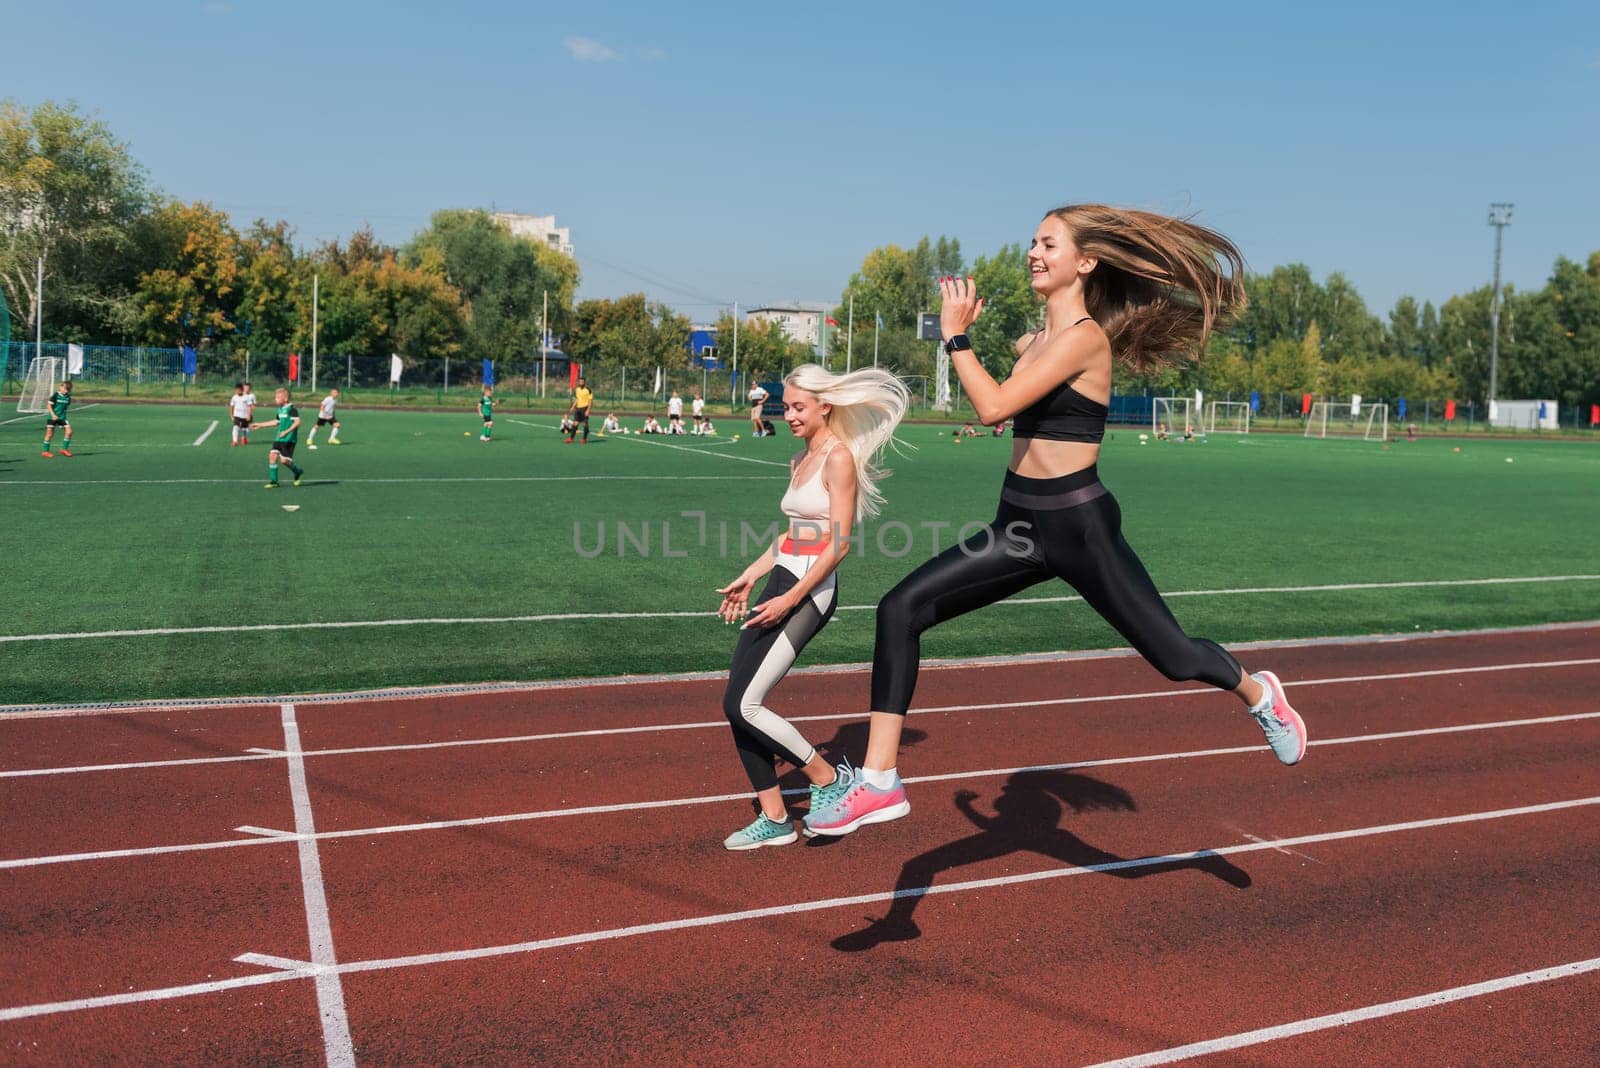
[945,333,972,354]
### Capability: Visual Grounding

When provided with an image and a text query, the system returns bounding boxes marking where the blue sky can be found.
[6,0,1598,323]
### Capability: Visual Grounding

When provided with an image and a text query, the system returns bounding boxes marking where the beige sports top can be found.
[780,440,838,524]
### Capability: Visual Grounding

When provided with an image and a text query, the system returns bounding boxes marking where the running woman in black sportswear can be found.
[806,205,1307,838]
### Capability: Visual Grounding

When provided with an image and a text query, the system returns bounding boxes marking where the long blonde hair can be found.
[782,364,910,520]
[1046,204,1246,374]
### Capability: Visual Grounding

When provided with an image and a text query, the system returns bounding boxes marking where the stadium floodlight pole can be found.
[540,290,548,399]
[731,301,739,406]
[311,272,319,392]
[846,294,854,373]
[36,255,43,354]
[1487,203,1513,412]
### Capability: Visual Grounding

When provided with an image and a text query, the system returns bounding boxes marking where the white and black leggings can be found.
[871,465,1244,714]
[723,545,837,792]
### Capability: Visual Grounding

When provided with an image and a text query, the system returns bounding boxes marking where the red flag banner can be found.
[289,353,300,381]
[569,362,581,389]
[825,317,841,327]
[1590,404,1598,427]
[1444,399,1457,421]
[1300,393,1312,416]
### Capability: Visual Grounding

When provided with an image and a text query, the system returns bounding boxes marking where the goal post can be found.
[1304,400,1389,442]
[17,356,64,413]
[1205,400,1251,434]
[1153,396,1194,437]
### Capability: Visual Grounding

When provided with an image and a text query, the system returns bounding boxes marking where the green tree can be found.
[965,242,1038,380]
[133,200,243,348]
[0,100,152,342]
[235,219,306,353]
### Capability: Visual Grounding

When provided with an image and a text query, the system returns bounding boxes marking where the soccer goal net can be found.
[1305,401,1389,442]
[1153,396,1194,437]
[1205,400,1251,434]
[17,357,65,413]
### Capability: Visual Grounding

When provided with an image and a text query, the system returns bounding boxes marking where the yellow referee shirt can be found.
[573,386,593,410]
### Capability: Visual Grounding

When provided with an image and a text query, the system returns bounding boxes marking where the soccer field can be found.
[2,401,1597,706]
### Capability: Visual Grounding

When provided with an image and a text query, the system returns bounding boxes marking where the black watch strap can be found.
[945,333,972,353]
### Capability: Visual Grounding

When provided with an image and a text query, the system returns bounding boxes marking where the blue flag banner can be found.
[1249,390,1260,413]
[482,359,495,387]
[1538,400,1548,420]
[181,345,197,376]
[1398,397,1408,419]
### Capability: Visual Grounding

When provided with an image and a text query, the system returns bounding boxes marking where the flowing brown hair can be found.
[1045,204,1246,374]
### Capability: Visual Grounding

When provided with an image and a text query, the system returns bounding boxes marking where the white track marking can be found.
[509,418,789,466]
[1085,956,1600,1067]
[2,576,1596,644]
[278,704,355,1067]
[0,402,99,427]
[5,706,1598,868]
[0,474,780,487]
[4,659,1598,779]
[6,620,1596,719]
[192,420,218,447]
[5,794,1596,1022]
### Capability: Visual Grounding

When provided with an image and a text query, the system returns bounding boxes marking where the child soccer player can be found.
[41,380,73,457]
[667,389,684,434]
[240,382,258,444]
[307,388,341,448]
[691,391,706,434]
[249,387,305,487]
[229,384,253,446]
[478,386,495,441]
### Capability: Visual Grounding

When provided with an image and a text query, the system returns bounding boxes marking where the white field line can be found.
[1085,956,1600,1067]
[0,402,100,427]
[0,474,782,487]
[3,794,1597,1023]
[2,575,1596,644]
[4,657,1598,780]
[192,420,218,447]
[278,704,354,1066]
[509,418,788,466]
[5,704,1598,869]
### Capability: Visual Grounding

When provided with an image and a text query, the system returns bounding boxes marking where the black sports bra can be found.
[1010,318,1108,443]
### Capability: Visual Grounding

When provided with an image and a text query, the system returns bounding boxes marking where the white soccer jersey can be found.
[668,396,683,417]
[243,392,258,411]
[692,398,704,416]
[229,394,252,419]
[319,395,337,419]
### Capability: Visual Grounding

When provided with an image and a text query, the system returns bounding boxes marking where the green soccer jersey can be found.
[479,396,493,417]
[275,404,299,443]
[49,391,71,419]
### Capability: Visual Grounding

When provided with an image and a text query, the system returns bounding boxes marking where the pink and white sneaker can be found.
[1248,670,1307,765]
[802,771,910,837]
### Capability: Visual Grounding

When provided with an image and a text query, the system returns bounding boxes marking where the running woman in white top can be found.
[748,380,770,436]
[307,388,341,448]
[714,364,909,850]
[691,391,706,433]
[228,384,253,446]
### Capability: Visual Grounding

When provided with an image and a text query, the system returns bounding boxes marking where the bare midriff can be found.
[1008,437,1101,479]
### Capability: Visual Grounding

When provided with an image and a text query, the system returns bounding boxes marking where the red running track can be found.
[2,624,1599,1065]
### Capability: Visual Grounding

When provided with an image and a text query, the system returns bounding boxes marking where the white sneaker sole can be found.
[804,798,911,838]
[723,829,799,851]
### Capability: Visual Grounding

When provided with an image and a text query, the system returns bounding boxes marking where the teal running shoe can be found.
[723,813,798,851]
[1248,670,1307,765]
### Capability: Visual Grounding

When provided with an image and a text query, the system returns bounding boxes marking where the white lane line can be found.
[278,703,355,1067]
[7,619,1597,719]
[6,707,1597,869]
[5,659,1598,779]
[509,418,789,466]
[0,474,781,487]
[3,576,1596,644]
[5,793,1593,1022]
[0,402,100,427]
[1085,956,1600,1067]
[192,420,218,447]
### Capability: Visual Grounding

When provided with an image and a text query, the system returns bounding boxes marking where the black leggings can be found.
[871,465,1242,714]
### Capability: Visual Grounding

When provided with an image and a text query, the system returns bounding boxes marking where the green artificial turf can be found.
[2,401,1597,705]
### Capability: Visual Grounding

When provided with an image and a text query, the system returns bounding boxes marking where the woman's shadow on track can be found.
[831,769,1251,953]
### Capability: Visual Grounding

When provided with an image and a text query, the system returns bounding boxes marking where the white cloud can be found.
[564,36,620,63]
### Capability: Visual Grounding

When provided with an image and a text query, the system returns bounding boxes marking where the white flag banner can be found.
[653,366,662,395]
[66,343,85,375]
[390,354,403,384]
[1351,392,1362,416]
